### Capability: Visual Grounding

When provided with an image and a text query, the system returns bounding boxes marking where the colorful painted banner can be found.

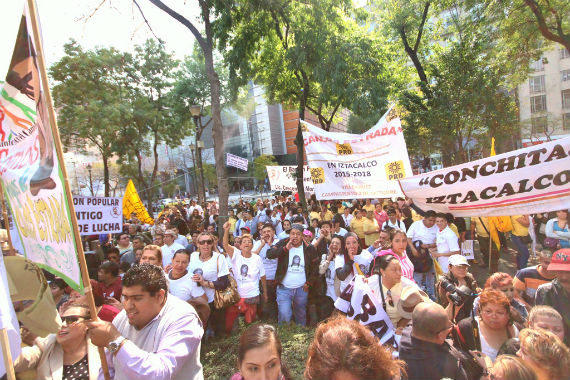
[301,108,412,200]
[266,165,314,194]
[122,179,154,225]
[400,137,570,217]
[227,152,248,171]
[0,11,81,289]
[73,196,123,235]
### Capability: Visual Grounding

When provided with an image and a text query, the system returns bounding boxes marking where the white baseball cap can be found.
[448,254,470,267]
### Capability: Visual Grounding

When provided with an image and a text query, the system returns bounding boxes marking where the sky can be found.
[0,0,201,80]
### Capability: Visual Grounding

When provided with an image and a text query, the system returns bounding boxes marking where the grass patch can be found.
[201,320,315,379]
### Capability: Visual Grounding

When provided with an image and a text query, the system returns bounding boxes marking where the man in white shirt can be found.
[382,207,407,233]
[407,210,438,300]
[342,207,353,229]
[434,213,460,273]
[87,264,204,380]
[161,230,186,268]
[188,200,203,216]
[331,216,348,237]
[169,225,189,247]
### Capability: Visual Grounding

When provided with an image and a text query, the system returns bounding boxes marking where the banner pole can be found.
[25,1,110,378]
[0,328,16,380]
[489,233,493,273]
[0,182,16,256]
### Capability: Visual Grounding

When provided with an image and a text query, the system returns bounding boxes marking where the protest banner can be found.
[266,165,314,194]
[73,196,123,235]
[227,153,248,171]
[301,108,412,200]
[461,240,475,260]
[0,8,81,290]
[400,137,570,217]
[334,276,396,346]
[123,180,154,225]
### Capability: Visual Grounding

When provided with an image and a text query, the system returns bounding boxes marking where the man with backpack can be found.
[381,207,407,233]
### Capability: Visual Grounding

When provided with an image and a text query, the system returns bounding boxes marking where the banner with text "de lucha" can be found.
[301,109,412,200]
[399,137,570,217]
[73,196,123,235]
[266,165,314,194]
[0,12,81,290]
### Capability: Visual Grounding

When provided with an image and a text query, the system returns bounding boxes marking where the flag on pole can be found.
[0,255,21,378]
[490,137,496,156]
[0,7,81,290]
[488,137,509,249]
[123,180,154,225]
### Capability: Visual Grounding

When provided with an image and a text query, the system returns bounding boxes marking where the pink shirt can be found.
[376,249,415,282]
[375,211,388,227]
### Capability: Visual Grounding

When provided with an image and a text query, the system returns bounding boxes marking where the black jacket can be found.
[266,238,319,289]
[399,327,468,380]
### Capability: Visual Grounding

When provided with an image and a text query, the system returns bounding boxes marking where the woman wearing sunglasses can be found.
[15,304,101,380]
[188,231,231,337]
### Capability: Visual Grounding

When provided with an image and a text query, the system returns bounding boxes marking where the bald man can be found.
[399,303,468,380]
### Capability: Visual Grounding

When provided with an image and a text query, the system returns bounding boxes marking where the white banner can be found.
[301,109,412,200]
[400,137,570,217]
[226,153,248,171]
[334,276,396,346]
[73,196,123,235]
[266,165,314,194]
[461,240,474,260]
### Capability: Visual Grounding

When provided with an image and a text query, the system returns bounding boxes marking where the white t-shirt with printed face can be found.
[231,248,265,298]
[253,239,279,281]
[282,245,306,288]
[407,220,438,244]
[323,254,337,301]
[436,226,460,273]
[335,250,374,293]
[187,251,230,303]
[168,271,205,302]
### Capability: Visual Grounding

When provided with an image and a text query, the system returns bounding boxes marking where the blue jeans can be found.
[276,285,308,326]
[414,271,436,301]
[511,233,530,269]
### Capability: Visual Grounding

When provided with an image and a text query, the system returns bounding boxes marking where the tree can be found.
[253,155,277,182]
[50,41,131,196]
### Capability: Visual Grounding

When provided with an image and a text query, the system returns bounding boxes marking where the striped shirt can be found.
[376,249,415,282]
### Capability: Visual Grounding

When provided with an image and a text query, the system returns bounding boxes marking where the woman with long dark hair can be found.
[334,232,373,293]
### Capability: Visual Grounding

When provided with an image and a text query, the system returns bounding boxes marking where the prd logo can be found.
[310,167,325,184]
[385,160,405,180]
[336,143,353,155]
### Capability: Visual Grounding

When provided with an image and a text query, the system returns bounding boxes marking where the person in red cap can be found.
[535,248,570,345]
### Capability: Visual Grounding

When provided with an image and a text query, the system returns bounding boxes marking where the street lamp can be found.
[189,105,206,202]
[86,163,93,196]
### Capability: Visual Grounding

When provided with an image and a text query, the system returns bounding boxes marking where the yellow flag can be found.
[487,217,502,250]
[123,180,154,225]
[490,137,496,156]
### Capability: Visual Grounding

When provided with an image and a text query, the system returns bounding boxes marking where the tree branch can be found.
[133,0,161,41]
[413,2,430,53]
[522,0,570,52]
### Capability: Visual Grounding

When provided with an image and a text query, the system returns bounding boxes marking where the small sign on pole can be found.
[227,153,248,171]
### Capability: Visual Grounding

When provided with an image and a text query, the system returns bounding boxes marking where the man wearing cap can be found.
[535,248,570,343]
[234,211,258,238]
[161,230,185,268]
[267,224,319,326]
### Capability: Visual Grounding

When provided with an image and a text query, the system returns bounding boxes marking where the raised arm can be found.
[222,222,235,257]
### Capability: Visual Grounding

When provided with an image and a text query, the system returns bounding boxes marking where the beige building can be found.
[518,46,570,147]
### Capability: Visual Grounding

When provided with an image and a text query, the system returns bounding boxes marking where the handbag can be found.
[213,255,240,309]
[409,241,433,273]
[543,237,559,249]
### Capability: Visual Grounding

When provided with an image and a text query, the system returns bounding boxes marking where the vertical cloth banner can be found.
[399,137,570,217]
[301,108,412,200]
[0,11,81,289]
[122,180,154,225]
[266,165,314,194]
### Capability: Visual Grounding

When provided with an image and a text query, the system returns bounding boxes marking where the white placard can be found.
[461,240,475,260]
[301,108,412,200]
[400,137,570,216]
[266,165,314,194]
[226,153,248,171]
[73,196,123,235]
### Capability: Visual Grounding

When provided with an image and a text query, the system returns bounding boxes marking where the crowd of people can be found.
[11,195,570,380]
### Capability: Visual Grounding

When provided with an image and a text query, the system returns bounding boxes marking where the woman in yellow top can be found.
[363,199,375,213]
[510,214,530,269]
[350,209,367,246]
[363,210,380,247]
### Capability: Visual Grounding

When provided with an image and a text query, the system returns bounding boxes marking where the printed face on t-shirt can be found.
[359,263,369,276]
[193,268,203,276]
[326,268,332,280]
[290,255,303,272]
[240,264,249,279]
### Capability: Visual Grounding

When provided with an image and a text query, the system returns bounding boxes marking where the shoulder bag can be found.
[213,254,240,309]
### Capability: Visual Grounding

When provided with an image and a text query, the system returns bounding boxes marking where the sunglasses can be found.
[198,240,213,245]
[386,289,394,307]
[62,316,85,325]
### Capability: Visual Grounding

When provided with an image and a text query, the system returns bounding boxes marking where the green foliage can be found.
[253,155,277,182]
[201,321,315,380]
[202,163,218,188]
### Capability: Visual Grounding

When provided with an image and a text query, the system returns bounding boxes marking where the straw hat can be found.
[397,286,432,319]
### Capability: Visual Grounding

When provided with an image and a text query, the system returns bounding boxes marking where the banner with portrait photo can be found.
[266,165,314,194]
[399,137,570,217]
[301,108,412,200]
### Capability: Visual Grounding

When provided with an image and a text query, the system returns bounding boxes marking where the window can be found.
[562,70,570,82]
[530,58,544,71]
[561,48,570,59]
[530,95,547,113]
[529,75,545,93]
[563,113,570,131]
[563,89,570,109]
[531,116,547,134]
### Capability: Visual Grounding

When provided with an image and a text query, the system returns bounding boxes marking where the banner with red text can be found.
[301,108,412,199]
[0,11,81,290]
[399,137,570,217]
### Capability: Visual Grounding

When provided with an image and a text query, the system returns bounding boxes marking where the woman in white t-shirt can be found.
[335,232,373,294]
[188,232,230,337]
[223,222,267,335]
[168,249,207,302]
[319,235,345,318]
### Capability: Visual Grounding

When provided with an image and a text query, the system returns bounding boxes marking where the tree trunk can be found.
[102,154,110,197]
[295,112,307,211]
